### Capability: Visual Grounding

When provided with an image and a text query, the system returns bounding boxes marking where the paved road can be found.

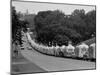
[12,60,45,74]
[20,33,96,72]
[11,33,45,74]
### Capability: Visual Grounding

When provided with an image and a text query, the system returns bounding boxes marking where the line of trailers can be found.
[26,32,96,62]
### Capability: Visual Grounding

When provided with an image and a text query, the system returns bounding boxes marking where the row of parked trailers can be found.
[26,32,96,61]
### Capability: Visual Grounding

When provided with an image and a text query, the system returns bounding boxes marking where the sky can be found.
[12,1,96,15]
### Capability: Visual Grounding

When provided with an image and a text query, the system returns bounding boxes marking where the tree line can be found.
[12,6,96,46]
[12,6,28,45]
[34,9,96,46]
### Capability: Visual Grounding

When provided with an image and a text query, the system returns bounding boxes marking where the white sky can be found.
[12,1,95,15]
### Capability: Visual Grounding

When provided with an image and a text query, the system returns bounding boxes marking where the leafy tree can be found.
[33,9,96,45]
[85,10,96,38]
[70,9,96,40]
[12,6,28,45]
[34,10,67,44]
[12,6,20,43]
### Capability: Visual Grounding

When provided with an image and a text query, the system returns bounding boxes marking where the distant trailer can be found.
[89,43,96,59]
[76,43,89,58]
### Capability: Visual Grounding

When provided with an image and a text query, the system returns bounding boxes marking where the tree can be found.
[12,6,28,45]
[69,9,91,41]
[33,9,96,45]
[12,6,20,43]
[34,10,67,44]
[70,9,96,40]
[85,10,96,38]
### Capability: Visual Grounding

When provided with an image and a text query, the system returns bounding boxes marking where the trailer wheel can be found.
[83,55,87,61]
[59,52,64,57]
